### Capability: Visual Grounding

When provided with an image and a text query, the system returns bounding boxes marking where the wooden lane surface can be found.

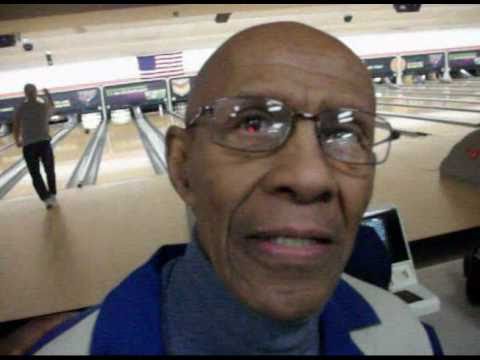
[378,104,480,126]
[0,176,189,322]
[0,133,13,149]
[0,142,23,174]
[373,92,479,240]
[145,112,185,135]
[95,120,154,186]
[371,118,480,241]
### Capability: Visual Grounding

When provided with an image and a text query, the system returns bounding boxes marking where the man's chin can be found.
[251,297,327,323]
[236,283,332,322]
[224,250,341,322]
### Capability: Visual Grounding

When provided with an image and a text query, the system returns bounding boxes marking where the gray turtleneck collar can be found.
[160,233,321,355]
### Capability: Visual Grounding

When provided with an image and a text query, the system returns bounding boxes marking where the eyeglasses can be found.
[187,96,400,165]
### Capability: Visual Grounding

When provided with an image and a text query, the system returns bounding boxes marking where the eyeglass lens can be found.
[207,97,393,165]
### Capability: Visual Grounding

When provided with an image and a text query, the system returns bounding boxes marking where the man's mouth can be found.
[267,236,331,247]
[246,228,335,264]
[250,228,334,245]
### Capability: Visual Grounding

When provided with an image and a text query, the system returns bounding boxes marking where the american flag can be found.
[137,51,184,80]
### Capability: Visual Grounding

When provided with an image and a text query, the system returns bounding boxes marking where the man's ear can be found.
[166,126,195,207]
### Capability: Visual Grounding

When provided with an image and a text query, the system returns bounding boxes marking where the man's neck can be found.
[160,233,321,355]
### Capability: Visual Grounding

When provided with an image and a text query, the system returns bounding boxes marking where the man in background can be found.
[13,84,57,209]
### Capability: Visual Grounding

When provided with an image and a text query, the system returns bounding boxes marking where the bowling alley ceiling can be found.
[0,4,480,71]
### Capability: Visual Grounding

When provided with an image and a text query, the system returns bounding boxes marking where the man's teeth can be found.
[270,237,317,247]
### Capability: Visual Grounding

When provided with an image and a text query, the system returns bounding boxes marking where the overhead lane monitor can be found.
[362,57,396,79]
[50,87,102,120]
[43,88,102,125]
[402,53,445,75]
[448,50,480,71]
[0,88,100,126]
[103,80,168,115]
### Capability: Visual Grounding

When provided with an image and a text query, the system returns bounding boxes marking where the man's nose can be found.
[260,121,338,204]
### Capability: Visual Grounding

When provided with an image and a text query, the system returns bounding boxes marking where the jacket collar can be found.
[91,243,380,355]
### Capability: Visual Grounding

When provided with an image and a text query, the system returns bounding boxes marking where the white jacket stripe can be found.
[342,274,433,355]
[34,309,100,355]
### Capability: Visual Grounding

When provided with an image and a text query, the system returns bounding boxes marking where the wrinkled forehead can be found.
[188,23,373,115]
[228,29,358,71]
[229,43,365,92]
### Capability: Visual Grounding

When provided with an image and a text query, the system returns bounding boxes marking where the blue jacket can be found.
[29,243,443,355]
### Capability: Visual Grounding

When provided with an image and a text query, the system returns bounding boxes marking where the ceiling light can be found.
[393,4,422,12]
[215,13,231,23]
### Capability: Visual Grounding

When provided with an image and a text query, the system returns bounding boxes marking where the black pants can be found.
[23,140,57,201]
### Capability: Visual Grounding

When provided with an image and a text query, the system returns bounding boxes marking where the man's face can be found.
[168,23,376,321]
[25,85,37,100]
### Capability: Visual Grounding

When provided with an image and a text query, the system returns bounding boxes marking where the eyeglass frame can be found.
[185,96,401,165]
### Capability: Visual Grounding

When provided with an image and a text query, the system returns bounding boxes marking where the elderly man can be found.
[25,22,442,355]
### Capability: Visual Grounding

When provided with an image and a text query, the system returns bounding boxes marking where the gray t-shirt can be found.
[17,98,51,146]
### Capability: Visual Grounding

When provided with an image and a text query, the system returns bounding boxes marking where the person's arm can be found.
[12,107,23,147]
[43,88,54,113]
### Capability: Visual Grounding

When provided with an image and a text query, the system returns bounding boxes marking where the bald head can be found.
[186,21,373,122]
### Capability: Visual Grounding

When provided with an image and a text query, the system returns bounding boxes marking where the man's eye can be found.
[236,112,274,134]
[241,117,265,133]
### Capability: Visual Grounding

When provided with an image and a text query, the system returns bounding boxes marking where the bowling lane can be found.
[375,84,480,100]
[384,115,474,139]
[377,101,475,172]
[376,93,480,115]
[399,79,480,91]
[0,138,23,174]
[391,86,480,95]
[145,112,184,135]
[371,95,480,239]
[376,82,480,126]
[95,120,155,185]
[423,82,480,89]
[376,95,480,107]
[452,78,480,85]
[378,101,480,126]
[53,126,94,190]
[381,113,473,165]
[0,123,65,174]
[3,125,94,200]
[0,133,13,149]
[376,80,480,90]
